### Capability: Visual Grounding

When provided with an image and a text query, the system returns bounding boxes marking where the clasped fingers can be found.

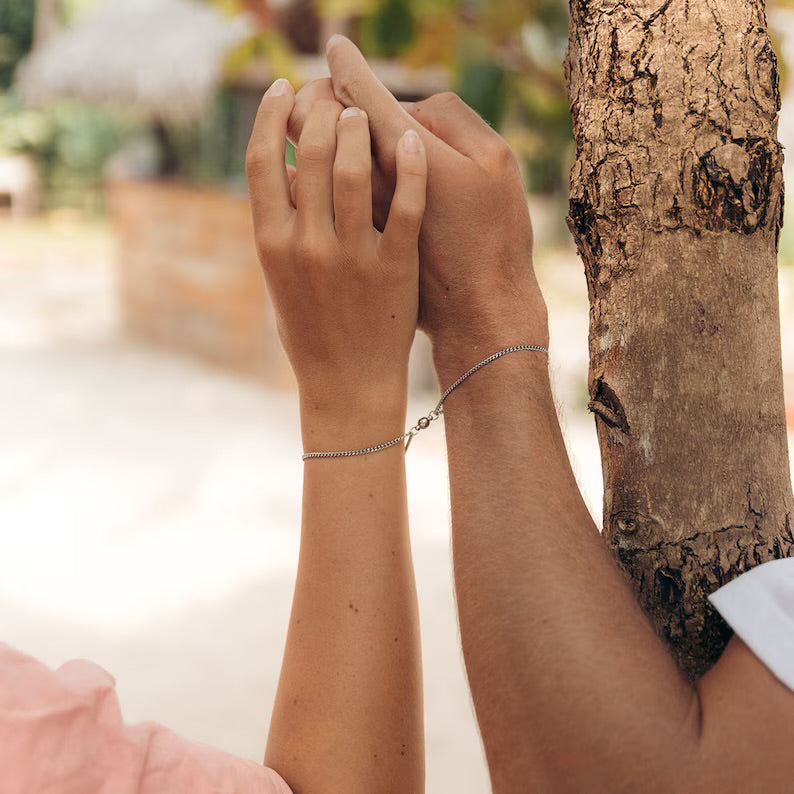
[247,80,428,386]
[333,107,373,247]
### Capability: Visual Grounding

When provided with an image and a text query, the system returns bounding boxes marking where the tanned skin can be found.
[247,83,427,793]
[277,36,794,794]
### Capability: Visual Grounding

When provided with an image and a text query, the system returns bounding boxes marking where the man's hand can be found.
[291,37,548,382]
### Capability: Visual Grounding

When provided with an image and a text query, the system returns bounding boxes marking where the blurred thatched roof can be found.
[17,0,251,124]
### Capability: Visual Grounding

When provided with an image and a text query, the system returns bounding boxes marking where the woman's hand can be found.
[249,83,426,794]
[246,79,427,451]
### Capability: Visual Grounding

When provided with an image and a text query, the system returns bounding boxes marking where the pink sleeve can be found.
[0,643,293,794]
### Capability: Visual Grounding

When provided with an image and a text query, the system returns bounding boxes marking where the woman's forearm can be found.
[265,398,424,794]
[246,70,427,793]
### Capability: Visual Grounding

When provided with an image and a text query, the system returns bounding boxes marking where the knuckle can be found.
[295,237,329,267]
[334,161,371,188]
[245,143,272,177]
[297,140,333,164]
[333,73,363,106]
[255,229,289,260]
[341,248,367,275]
[300,78,334,102]
[390,197,423,226]
[398,161,427,180]
[423,91,462,113]
[487,137,517,169]
[253,229,269,257]
[315,98,343,115]
[437,91,463,107]
[375,244,415,279]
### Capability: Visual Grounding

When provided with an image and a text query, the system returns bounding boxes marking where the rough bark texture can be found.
[564,0,794,679]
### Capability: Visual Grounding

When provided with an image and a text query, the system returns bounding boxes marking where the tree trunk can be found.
[564,0,794,679]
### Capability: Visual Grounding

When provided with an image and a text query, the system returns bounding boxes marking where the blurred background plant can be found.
[3,0,792,230]
[220,0,573,192]
[0,1,135,211]
[0,0,575,213]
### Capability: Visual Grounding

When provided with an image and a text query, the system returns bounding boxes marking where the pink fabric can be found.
[0,643,293,794]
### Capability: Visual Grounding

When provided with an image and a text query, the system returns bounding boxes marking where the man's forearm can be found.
[438,340,700,792]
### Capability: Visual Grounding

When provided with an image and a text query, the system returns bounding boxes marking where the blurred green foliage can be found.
[212,0,572,192]
[169,89,252,186]
[0,0,34,88]
[37,104,130,206]
[351,0,572,192]
[0,93,49,152]
[0,0,138,210]
[362,0,416,57]
[0,0,138,209]
[457,59,506,128]
[0,0,94,89]
[0,92,134,210]
[1,0,792,211]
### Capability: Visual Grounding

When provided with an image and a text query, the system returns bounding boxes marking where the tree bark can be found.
[564,0,794,679]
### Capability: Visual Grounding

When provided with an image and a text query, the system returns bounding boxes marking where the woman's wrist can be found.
[299,378,409,455]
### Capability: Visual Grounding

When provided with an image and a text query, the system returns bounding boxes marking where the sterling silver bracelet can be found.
[301,344,548,460]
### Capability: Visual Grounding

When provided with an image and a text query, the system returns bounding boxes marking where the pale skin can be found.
[249,35,794,794]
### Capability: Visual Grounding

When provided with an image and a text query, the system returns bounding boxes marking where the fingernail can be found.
[265,78,289,98]
[326,34,344,55]
[401,129,421,153]
[340,107,363,119]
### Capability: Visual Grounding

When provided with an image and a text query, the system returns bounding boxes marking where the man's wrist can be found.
[436,345,556,431]
[431,312,550,389]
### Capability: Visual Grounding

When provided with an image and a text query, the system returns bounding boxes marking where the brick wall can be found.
[109,178,294,387]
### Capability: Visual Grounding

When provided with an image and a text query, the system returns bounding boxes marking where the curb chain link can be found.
[301,344,548,460]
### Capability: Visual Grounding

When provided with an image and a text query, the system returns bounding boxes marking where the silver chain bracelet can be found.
[301,344,549,460]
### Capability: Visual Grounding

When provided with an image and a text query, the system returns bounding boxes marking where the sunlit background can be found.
[1,2,793,791]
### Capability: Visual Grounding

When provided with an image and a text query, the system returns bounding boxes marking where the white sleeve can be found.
[708,557,794,691]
